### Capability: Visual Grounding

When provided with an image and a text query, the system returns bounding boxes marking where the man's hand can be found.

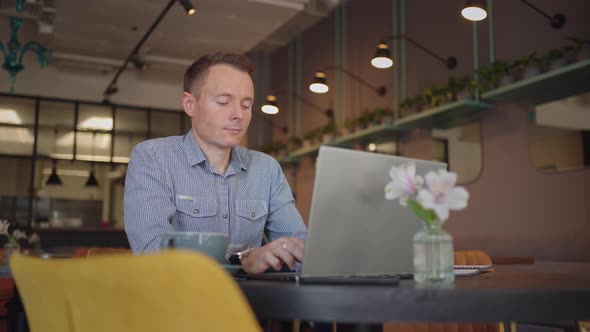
[240,237,304,274]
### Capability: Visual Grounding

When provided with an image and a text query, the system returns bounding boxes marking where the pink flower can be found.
[417,169,469,222]
[0,220,9,236]
[385,162,424,206]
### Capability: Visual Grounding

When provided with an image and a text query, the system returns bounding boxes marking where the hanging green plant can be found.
[511,52,542,80]
[371,107,393,124]
[288,136,303,149]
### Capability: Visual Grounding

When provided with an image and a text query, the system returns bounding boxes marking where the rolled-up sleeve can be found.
[264,159,307,242]
[124,142,176,253]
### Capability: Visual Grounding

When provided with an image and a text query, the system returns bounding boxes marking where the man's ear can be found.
[182,91,195,117]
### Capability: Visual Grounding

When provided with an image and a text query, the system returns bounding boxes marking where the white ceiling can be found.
[0,0,338,78]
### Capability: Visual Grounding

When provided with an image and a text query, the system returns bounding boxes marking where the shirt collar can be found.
[183,130,207,167]
[230,147,247,172]
[183,130,247,172]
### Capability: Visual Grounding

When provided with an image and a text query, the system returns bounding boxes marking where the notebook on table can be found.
[236,146,446,284]
[453,264,494,276]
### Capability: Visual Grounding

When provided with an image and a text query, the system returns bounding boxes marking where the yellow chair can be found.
[10,250,261,332]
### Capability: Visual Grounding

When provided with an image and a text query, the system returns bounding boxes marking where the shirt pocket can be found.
[176,196,218,220]
[235,200,269,222]
[235,200,268,243]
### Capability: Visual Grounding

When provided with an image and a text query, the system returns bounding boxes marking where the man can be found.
[124,52,307,274]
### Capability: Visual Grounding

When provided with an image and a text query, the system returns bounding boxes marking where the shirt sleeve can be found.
[264,158,308,243]
[124,142,176,253]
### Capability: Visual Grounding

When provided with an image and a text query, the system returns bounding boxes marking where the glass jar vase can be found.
[3,242,21,265]
[413,224,454,286]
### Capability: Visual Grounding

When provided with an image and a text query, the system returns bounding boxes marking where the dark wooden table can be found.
[237,263,590,324]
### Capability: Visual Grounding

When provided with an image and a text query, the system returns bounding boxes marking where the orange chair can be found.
[383,251,499,332]
[0,277,14,332]
[0,248,15,332]
[72,247,131,258]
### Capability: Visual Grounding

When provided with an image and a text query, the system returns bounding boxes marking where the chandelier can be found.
[0,0,51,92]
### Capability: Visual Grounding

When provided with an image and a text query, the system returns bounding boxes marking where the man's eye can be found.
[217,100,229,105]
[241,104,252,110]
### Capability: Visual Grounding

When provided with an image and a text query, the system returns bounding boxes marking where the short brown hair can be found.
[183,52,255,96]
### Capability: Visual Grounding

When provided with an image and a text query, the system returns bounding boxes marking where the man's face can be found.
[183,64,254,151]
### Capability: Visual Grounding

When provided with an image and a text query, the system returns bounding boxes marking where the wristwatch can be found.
[228,246,254,265]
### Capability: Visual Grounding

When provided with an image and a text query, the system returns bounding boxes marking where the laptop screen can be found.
[300,146,446,277]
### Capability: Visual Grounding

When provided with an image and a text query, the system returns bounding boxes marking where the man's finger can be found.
[283,239,305,262]
[264,251,282,271]
[275,246,296,270]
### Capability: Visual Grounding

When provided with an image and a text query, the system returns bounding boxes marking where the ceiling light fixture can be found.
[177,0,196,15]
[261,91,333,117]
[310,67,387,96]
[372,36,457,70]
[309,71,329,94]
[130,57,148,71]
[371,43,393,69]
[104,0,196,101]
[261,95,279,115]
[461,0,488,22]
[518,0,565,29]
[104,85,118,98]
[85,132,100,187]
[461,0,565,28]
[46,159,62,186]
[85,163,99,187]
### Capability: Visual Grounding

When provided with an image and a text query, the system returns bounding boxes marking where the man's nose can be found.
[230,104,243,121]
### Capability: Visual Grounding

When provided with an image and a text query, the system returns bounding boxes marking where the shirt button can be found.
[250,212,256,218]
[221,179,225,185]
[222,213,228,219]
[193,209,200,214]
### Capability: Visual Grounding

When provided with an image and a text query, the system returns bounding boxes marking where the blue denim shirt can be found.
[124,130,307,253]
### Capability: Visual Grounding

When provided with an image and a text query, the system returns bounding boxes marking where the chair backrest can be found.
[10,250,261,332]
[72,247,131,258]
[454,250,493,265]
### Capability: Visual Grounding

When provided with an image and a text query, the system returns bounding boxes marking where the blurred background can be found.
[0,0,588,261]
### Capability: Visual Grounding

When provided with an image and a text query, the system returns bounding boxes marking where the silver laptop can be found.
[238,146,446,283]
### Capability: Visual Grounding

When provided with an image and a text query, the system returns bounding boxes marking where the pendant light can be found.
[85,132,99,187]
[46,159,62,186]
[461,0,487,22]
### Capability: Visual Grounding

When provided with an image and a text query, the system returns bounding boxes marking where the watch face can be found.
[239,248,254,259]
[228,244,250,255]
[228,254,241,265]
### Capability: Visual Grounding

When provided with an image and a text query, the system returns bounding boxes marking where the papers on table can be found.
[453,264,494,276]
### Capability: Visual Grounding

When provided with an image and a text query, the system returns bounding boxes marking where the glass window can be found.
[113,135,144,163]
[76,104,112,162]
[76,132,111,162]
[78,104,113,131]
[529,92,590,173]
[112,108,147,163]
[37,101,75,159]
[432,122,482,184]
[115,108,147,133]
[0,96,35,125]
[0,96,35,156]
[0,156,32,226]
[432,138,449,165]
[150,111,182,138]
[35,158,105,228]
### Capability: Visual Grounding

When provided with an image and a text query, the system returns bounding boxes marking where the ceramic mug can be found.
[159,232,229,264]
